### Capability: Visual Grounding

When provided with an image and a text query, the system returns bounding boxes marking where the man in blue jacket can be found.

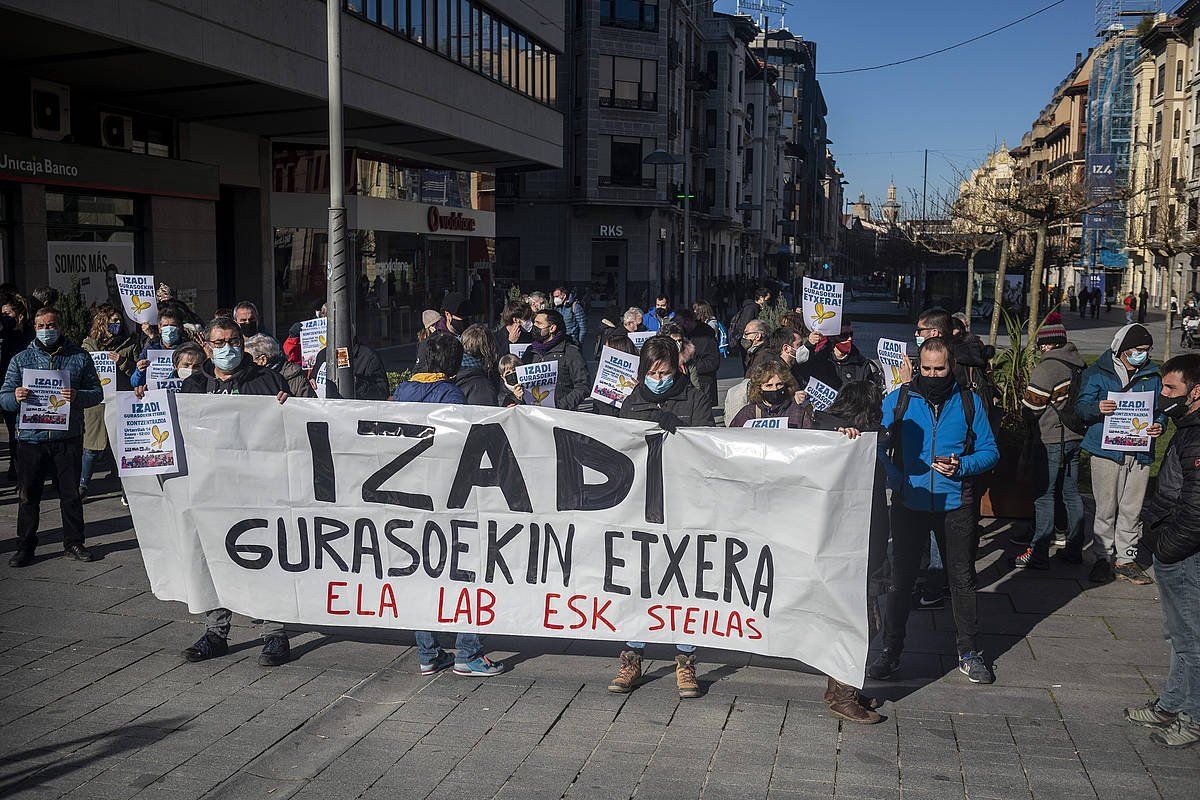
[871,338,1000,684]
[1076,323,1165,585]
[0,307,104,566]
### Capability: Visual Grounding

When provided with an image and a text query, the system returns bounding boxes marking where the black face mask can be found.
[915,374,956,406]
[1159,392,1194,420]
[239,321,259,337]
[762,387,789,406]
[656,307,671,317]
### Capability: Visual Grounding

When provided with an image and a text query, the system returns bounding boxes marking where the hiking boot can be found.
[257,635,290,667]
[453,655,504,677]
[8,544,34,568]
[675,653,701,699]
[1088,559,1114,584]
[183,632,228,663]
[419,650,454,676]
[1125,699,1177,729]
[607,649,643,693]
[867,647,901,681]
[958,652,994,684]
[1013,547,1048,570]
[1149,714,1200,748]
[825,677,882,724]
[1114,561,1153,585]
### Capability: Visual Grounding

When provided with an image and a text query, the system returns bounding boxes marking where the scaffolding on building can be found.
[1095,0,1160,35]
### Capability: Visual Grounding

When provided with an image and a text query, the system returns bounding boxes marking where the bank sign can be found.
[0,153,79,179]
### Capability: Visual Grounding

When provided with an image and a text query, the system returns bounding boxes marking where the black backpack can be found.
[888,384,977,470]
[1045,358,1088,436]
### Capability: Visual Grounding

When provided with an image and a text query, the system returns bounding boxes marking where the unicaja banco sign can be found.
[0,152,78,177]
[426,206,477,233]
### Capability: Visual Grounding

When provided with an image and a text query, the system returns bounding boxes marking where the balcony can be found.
[1048,150,1086,174]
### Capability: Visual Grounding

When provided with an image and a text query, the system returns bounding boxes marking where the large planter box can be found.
[980,431,1033,519]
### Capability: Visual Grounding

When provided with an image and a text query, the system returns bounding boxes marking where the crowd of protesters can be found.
[0,277,1198,749]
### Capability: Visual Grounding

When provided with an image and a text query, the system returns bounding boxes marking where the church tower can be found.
[882,183,902,225]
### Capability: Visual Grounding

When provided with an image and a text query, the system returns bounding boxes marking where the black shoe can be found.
[183,632,229,662]
[867,648,901,680]
[63,544,93,562]
[914,591,946,610]
[258,635,291,667]
[8,546,34,568]
[1089,559,1115,584]
[1059,543,1084,564]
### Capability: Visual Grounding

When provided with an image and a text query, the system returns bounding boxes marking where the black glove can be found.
[650,409,682,434]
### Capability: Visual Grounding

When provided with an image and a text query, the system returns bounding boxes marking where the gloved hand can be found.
[650,409,682,434]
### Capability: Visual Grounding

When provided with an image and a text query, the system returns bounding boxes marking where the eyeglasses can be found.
[208,338,243,348]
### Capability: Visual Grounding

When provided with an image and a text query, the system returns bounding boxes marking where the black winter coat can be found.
[683,320,720,408]
[1142,410,1200,563]
[311,343,390,400]
[180,359,290,396]
[454,366,502,407]
[620,377,715,428]
[521,336,590,410]
[810,345,884,392]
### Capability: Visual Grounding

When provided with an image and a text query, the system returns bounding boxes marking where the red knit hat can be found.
[1037,312,1067,347]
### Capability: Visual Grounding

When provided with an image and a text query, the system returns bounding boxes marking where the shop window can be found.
[599,55,657,110]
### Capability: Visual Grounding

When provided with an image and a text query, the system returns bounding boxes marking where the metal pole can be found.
[327,0,353,398]
[682,46,691,308]
[759,15,769,282]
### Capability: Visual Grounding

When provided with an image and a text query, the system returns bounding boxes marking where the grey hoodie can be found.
[1024,342,1086,444]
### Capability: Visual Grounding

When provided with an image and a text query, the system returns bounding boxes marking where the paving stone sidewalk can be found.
[0,466,1198,800]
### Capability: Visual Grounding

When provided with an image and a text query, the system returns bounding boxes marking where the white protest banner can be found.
[152,377,185,393]
[876,338,908,394]
[116,390,180,477]
[1102,391,1155,452]
[590,346,639,408]
[145,349,175,384]
[509,343,532,360]
[91,352,117,399]
[801,277,844,335]
[743,417,788,429]
[516,360,557,408]
[300,318,327,369]
[314,362,328,399]
[116,273,159,325]
[47,241,133,307]
[806,377,839,411]
[628,331,654,351]
[109,397,876,687]
[19,369,71,431]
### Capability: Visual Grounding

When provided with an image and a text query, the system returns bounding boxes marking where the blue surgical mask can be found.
[107,322,123,336]
[36,328,59,347]
[161,325,180,345]
[645,374,674,394]
[915,335,926,348]
[211,345,242,371]
[1126,349,1149,367]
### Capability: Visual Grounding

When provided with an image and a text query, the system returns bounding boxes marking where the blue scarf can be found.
[460,353,483,371]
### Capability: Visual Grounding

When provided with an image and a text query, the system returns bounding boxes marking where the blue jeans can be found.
[626,642,696,653]
[1032,440,1084,556]
[1154,550,1200,718]
[416,631,483,664]
[80,448,103,488]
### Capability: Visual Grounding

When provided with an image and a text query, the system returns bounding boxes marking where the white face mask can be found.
[176,366,194,379]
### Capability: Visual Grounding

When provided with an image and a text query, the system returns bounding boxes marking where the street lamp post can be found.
[326,0,353,397]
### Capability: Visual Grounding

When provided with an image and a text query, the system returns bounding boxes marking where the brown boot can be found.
[825,677,882,724]
[607,649,643,693]
[675,653,701,699]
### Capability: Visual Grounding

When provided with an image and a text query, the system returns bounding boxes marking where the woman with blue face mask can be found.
[131,310,185,388]
[80,304,137,496]
[613,335,714,701]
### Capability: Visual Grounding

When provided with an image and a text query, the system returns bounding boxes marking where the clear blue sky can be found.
[720,0,1100,215]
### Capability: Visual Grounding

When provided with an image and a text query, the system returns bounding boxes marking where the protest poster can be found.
[152,377,185,393]
[509,343,531,360]
[19,369,71,431]
[300,318,327,369]
[876,338,908,394]
[806,376,839,411]
[145,349,175,385]
[801,277,844,335]
[516,360,557,408]
[110,396,876,687]
[590,346,639,408]
[91,351,117,399]
[628,331,654,351]
[743,417,788,429]
[116,273,159,324]
[115,390,180,477]
[1102,391,1154,452]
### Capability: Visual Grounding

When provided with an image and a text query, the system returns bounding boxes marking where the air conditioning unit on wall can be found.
[99,112,134,151]
[30,79,71,141]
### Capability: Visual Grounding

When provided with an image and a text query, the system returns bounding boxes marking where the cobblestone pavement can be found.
[1,453,1198,800]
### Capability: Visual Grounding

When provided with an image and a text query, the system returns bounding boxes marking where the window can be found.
[478,9,492,77]
[1158,62,1166,96]
[599,55,658,110]
[499,22,511,84]
[1177,60,1184,92]
[1136,82,1142,109]
[1156,110,1163,142]
[704,110,717,148]
[1190,197,1198,230]
[703,168,716,211]
[1172,156,1179,180]
[598,135,654,187]
[599,0,658,31]
[1174,108,1182,139]
[1193,145,1200,178]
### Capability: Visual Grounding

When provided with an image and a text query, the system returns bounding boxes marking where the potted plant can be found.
[980,307,1039,518]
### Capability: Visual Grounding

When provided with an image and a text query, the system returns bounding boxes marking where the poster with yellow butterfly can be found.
[116,273,159,325]
[801,277,844,335]
[115,389,181,476]
[516,360,558,408]
[17,368,71,431]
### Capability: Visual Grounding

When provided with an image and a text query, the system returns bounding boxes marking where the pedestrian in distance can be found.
[178,316,292,667]
[552,286,587,346]
[1139,287,1150,324]
[643,295,676,332]
[1075,323,1164,585]
[232,300,272,340]
[0,307,105,566]
[1127,352,1200,748]
[693,300,729,358]
[392,332,505,677]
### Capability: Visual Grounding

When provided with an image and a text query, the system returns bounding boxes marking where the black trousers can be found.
[884,504,980,656]
[15,438,86,548]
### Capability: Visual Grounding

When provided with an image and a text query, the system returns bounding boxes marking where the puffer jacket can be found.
[0,337,104,442]
[880,382,1000,512]
[179,358,289,396]
[1142,409,1200,564]
[392,376,466,404]
[1076,350,1164,466]
[620,376,715,428]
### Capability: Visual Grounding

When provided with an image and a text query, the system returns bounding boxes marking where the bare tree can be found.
[902,187,999,323]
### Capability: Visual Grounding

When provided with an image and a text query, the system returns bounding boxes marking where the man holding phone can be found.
[873,338,1000,685]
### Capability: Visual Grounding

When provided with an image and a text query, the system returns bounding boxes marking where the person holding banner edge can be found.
[179,316,291,667]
